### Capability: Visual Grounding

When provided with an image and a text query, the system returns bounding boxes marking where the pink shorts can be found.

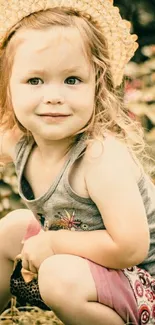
[87,260,139,324]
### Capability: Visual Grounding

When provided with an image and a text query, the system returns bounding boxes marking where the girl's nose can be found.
[42,84,65,105]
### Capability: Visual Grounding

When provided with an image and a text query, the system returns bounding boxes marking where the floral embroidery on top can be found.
[50,210,82,231]
[37,210,90,231]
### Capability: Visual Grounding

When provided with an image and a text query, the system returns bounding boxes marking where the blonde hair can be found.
[0,8,152,173]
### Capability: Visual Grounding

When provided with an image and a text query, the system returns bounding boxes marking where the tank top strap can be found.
[67,134,87,167]
[43,134,87,194]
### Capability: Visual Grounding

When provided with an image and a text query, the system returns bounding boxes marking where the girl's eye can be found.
[65,77,81,85]
[27,78,43,85]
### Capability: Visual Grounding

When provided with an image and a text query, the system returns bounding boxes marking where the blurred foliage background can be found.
[0,0,155,219]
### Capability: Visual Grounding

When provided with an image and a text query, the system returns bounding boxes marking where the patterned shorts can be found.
[124,267,155,324]
[88,260,155,324]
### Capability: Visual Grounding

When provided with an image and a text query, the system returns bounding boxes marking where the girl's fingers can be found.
[22,258,29,271]
[29,262,38,274]
[22,257,37,273]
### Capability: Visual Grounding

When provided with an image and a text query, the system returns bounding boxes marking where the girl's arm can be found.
[0,127,23,164]
[48,136,150,269]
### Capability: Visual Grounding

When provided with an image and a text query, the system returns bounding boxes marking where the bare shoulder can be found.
[0,127,23,164]
[85,134,131,159]
[84,134,141,181]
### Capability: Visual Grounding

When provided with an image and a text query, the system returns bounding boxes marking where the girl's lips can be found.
[37,114,71,123]
[38,113,70,117]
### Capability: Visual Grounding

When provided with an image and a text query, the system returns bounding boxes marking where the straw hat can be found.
[0,0,138,87]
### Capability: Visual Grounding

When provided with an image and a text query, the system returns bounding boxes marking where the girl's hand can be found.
[21,230,55,273]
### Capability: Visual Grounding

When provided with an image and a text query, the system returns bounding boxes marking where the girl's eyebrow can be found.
[25,69,45,76]
[25,66,90,76]
[62,66,89,73]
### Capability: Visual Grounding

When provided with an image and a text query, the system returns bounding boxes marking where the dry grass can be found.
[0,301,64,325]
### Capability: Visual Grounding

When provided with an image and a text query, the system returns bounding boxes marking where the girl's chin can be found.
[32,132,72,141]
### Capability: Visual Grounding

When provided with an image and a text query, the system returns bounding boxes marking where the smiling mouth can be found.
[38,113,70,117]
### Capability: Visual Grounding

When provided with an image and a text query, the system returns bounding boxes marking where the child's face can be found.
[10,26,95,141]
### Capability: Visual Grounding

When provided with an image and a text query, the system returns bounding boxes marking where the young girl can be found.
[0,0,155,324]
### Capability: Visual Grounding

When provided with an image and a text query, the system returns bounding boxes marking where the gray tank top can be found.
[14,135,155,277]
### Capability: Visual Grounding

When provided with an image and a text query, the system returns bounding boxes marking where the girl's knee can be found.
[0,209,35,229]
[0,209,37,260]
[39,254,85,288]
[38,255,96,307]
[38,255,80,306]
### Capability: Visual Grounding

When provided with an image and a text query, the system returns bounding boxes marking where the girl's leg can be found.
[38,255,125,325]
[0,209,36,313]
